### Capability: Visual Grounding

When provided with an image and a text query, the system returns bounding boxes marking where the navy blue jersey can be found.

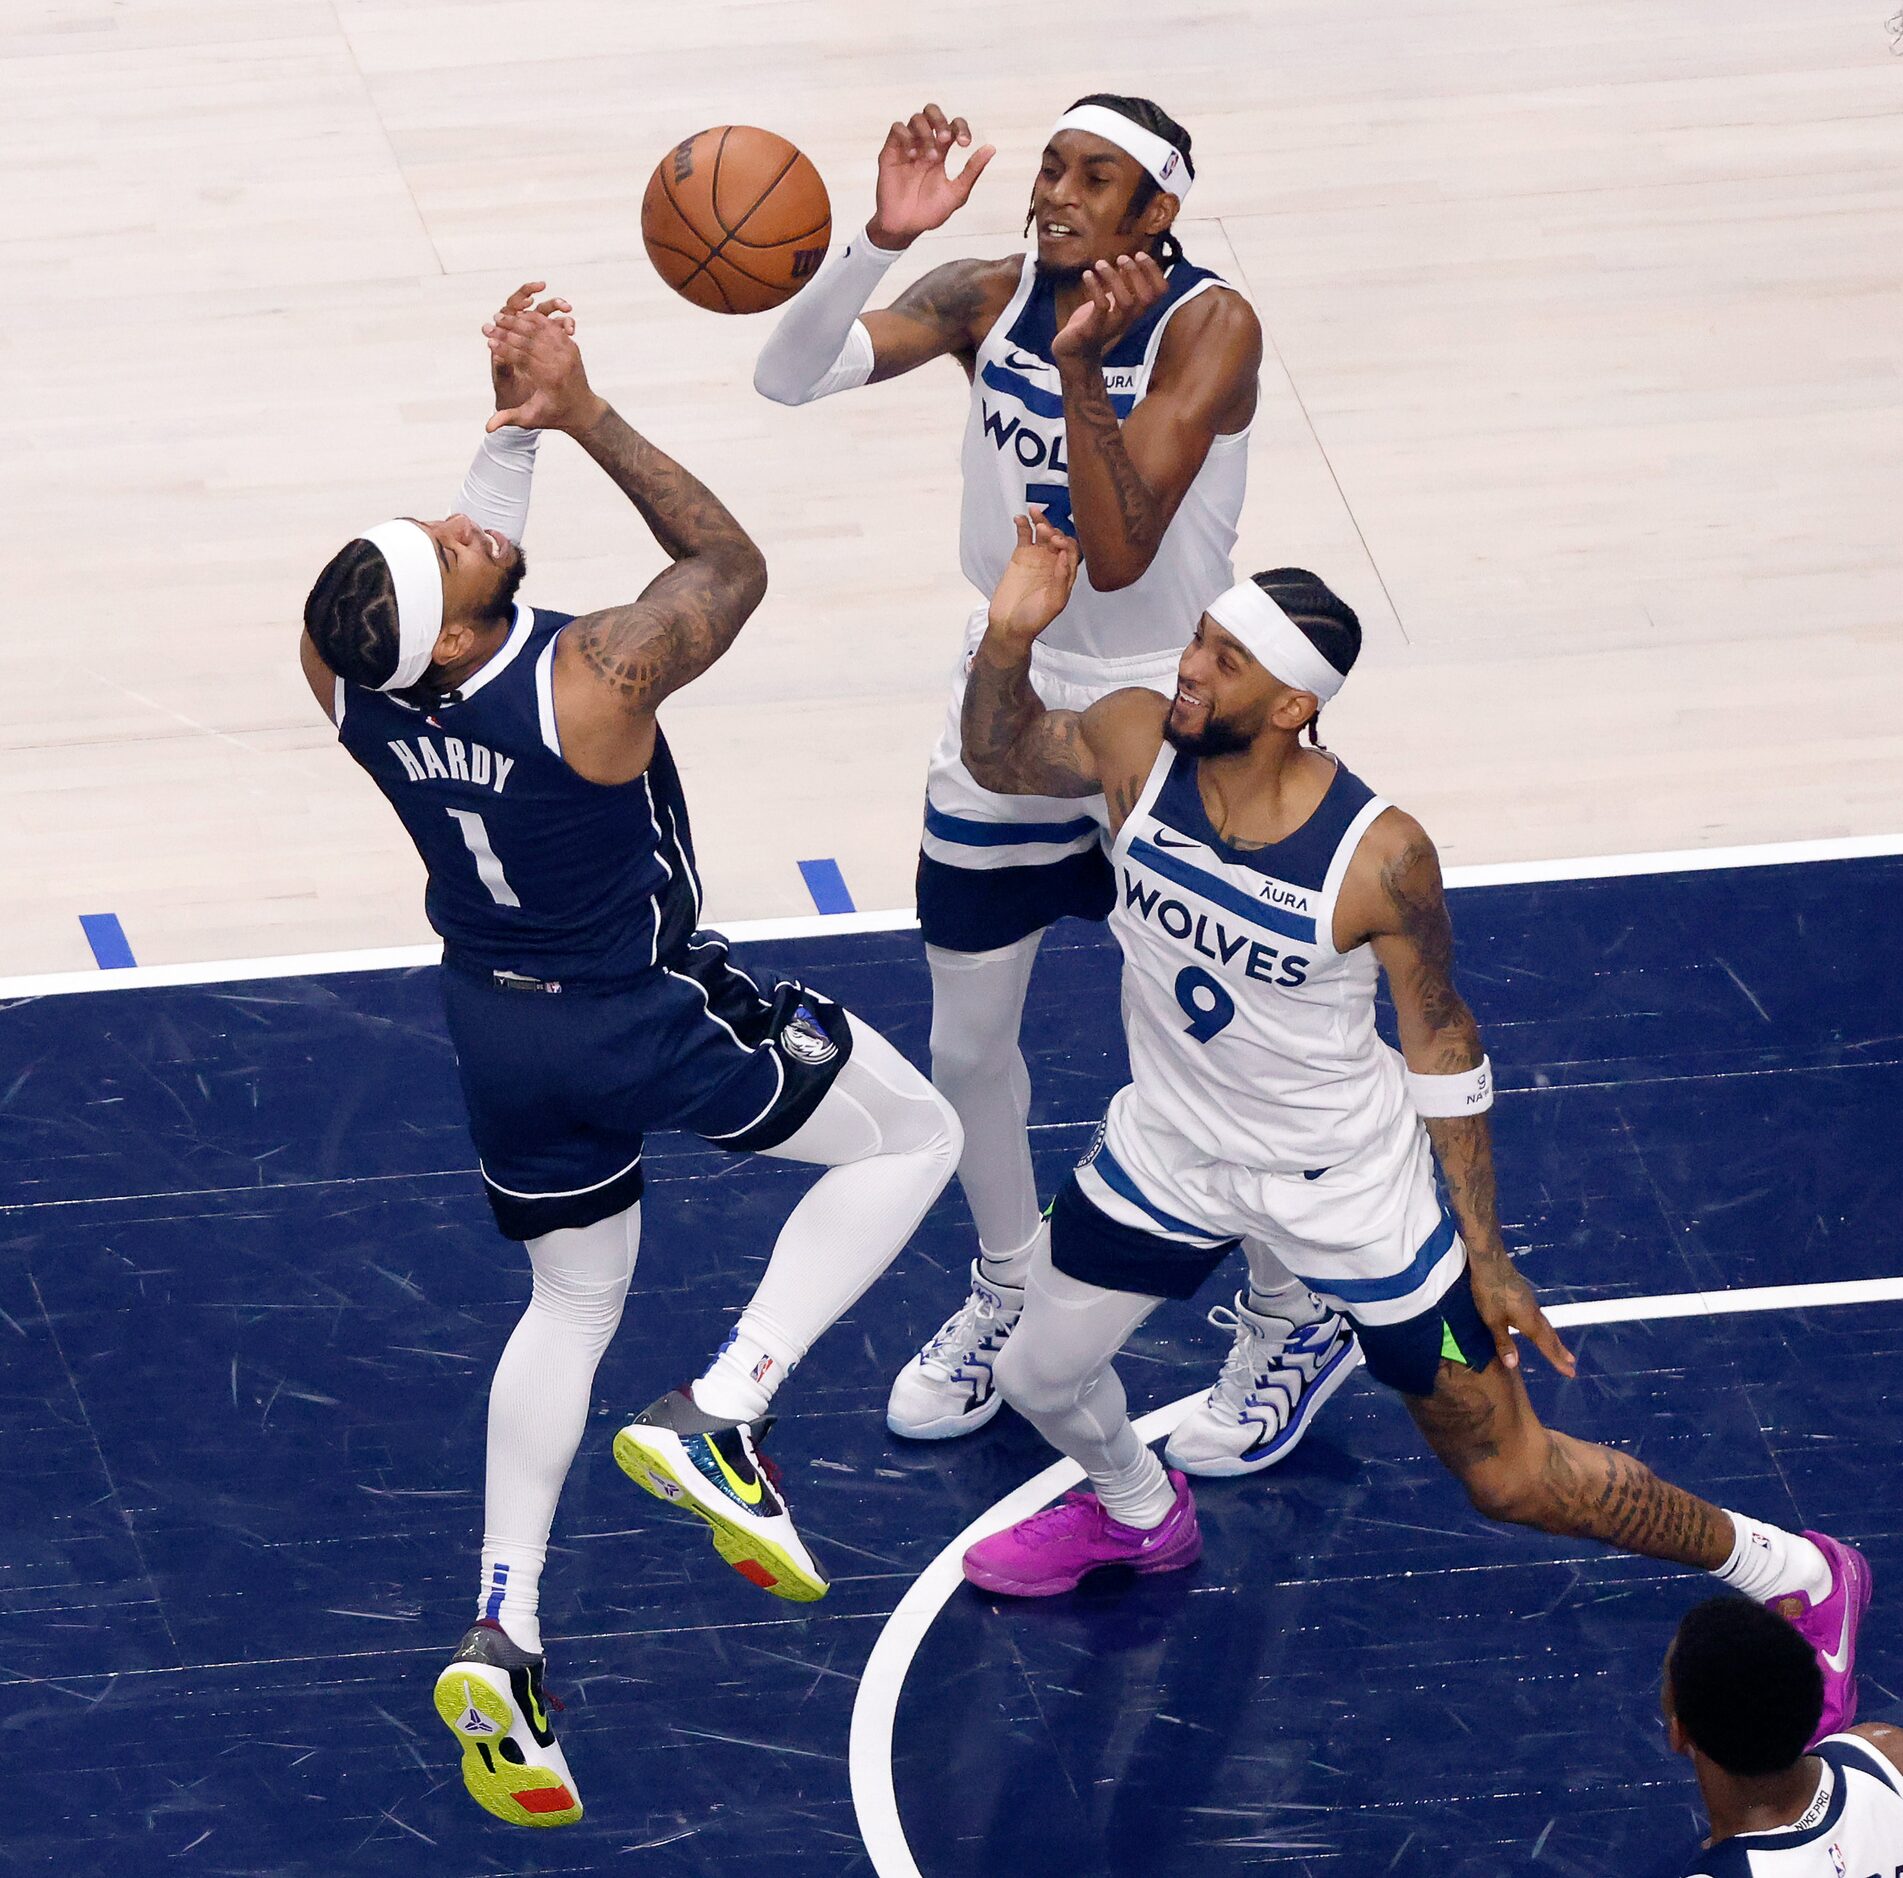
[334,605,697,985]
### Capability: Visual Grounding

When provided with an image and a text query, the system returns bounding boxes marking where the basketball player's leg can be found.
[433,1205,638,1828]
[614,986,959,1601]
[1396,1293,1872,1735]
[893,623,1125,1437]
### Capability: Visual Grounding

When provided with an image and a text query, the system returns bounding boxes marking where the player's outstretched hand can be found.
[488,282,574,415]
[483,307,603,436]
[1052,253,1170,366]
[1469,1256,1577,1378]
[987,510,1081,642]
[867,103,994,249]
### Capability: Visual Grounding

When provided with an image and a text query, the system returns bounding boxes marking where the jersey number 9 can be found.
[1174,966,1236,1043]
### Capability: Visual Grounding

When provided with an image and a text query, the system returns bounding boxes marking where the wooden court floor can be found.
[3,0,1899,974]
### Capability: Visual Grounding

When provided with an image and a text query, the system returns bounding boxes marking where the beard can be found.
[1163,708,1255,759]
[476,544,529,625]
[1031,256,1090,287]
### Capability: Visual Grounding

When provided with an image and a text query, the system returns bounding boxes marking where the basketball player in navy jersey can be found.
[300,295,960,1828]
[757,97,1355,1476]
[949,516,1869,1743]
[1666,1599,1903,1876]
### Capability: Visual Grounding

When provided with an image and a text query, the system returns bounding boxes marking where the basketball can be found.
[642,126,832,315]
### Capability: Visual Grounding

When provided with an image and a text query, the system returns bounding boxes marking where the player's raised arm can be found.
[754,104,1005,402]
[1053,257,1261,592]
[962,514,1165,821]
[1352,816,1577,1379]
[485,309,766,780]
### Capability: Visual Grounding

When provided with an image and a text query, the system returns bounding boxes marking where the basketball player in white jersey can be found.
[950,517,1870,1740]
[756,97,1356,1467]
[1666,1597,1903,1876]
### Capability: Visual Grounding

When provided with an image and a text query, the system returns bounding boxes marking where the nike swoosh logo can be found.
[1151,830,1202,850]
[1821,1569,1860,1673]
[1003,350,1046,373]
[705,1439,764,1508]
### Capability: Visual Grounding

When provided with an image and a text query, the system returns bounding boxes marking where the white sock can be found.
[691,1317,795,1425]
[978,1219,1042,1293]
[1095,1443,1178,1530]
[1713,1511,1833,1604]
[1243,1239,1326,1324]
[478,1206,639,1656]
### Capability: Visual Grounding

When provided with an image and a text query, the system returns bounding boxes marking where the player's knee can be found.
[1454,1443,1560,1530]
[992,1334,1086,1419]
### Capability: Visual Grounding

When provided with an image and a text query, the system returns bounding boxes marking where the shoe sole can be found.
[613,1427,828,1603]
[1165,1333,1363,1479]
[432,1663,582,1828]
[963,1526,1204,1598]
[886,1384,1007,1442]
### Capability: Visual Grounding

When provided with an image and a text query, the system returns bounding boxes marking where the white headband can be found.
[1050,105,1194,205]
[1204,580,1348,702]
[359,520,444,692]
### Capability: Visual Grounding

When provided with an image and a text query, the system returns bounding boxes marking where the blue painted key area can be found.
[2,854,1899,1874]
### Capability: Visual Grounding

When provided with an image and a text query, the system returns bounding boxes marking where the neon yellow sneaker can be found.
[613,1388,829,1602]
[432,1620,581,1828]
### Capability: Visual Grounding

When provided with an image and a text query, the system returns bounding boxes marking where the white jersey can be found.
[958,252,1250,663]
[1679,1735,1903,1877]
[1107,742,1407,1173]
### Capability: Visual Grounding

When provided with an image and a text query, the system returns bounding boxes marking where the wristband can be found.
[1406,1056,1493,1118]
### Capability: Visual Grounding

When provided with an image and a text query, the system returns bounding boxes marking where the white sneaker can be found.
[886,1258,1026,1440]
[1164,1291,1361,1478]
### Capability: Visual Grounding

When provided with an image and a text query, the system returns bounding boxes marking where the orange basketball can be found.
[642,126,832,315]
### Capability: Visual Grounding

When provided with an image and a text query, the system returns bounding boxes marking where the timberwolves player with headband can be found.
[949,518,1871,1736]
[756,98,1350,1466]
[300,295,959,1828]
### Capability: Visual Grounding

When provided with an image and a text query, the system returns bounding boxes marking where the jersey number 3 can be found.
[1174,966,1235,1043]
[446,808,522,908]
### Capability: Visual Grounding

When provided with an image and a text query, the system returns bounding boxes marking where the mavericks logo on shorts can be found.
[780,1004,839,1067]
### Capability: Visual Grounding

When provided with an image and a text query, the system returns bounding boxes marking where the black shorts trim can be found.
[1048,1173,1238,1301]
[483,1156,647,1243]
[915,847,1114,953]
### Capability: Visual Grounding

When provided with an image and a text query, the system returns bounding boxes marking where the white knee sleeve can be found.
[523,1204,640,1351]
[925,937,1041,1084]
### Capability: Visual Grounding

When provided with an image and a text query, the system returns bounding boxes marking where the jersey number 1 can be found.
[446,808,522,908]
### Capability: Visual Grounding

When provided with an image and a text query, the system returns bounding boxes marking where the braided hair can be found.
[1068,94,1196,269]
[1251,567,1362,741]
[304,539,401,689]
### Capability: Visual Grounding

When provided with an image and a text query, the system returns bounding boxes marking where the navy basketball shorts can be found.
[914,608,1178,953]
[1046,1087,1496,1397]
[439,929,853,1241]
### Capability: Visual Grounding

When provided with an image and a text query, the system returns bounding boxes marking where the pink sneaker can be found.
[1768,1530,1873,1744]
[962,1472,1202,1597]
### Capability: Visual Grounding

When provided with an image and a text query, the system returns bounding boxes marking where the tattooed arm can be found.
[860,256,1021,381]
[962,513,1167,827]
[484,308,766,785]
[1351,813,1576,1377]
[1051,259,1261,592]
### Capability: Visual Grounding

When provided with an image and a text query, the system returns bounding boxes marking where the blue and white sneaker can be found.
[885,1258,1025,1440]
[1164,1292,1361,1478]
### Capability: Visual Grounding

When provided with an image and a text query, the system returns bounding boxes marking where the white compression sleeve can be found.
[752,228,901,406]
[690,1014,961,1422]
[479,1204,639,1654]
[455,426,541,544]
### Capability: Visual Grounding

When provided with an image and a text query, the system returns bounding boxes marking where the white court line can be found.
[2,830,1899,1003]
[847,1272,1903,1878]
